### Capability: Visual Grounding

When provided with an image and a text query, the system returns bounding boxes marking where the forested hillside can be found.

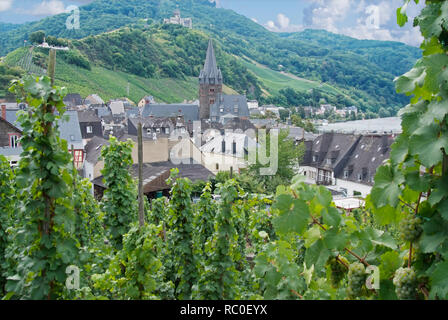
[0,0,422,112]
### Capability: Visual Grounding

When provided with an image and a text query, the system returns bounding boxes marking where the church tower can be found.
[199,39,223,120]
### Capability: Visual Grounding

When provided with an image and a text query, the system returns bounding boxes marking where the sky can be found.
[0,0,424,46]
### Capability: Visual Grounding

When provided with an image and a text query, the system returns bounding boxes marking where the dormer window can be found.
[220,108,224,113]
[210,88,215,93]
[147,128,152,134]
[165,128,170,134]
[156,128,161,133]
[313,155,318,162]
[344,170,349,178]
[210,99,215,105]
[326,158,332,165]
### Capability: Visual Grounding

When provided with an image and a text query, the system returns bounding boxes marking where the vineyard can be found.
[0,0,448,300]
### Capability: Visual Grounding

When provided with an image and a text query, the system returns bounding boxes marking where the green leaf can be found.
[322,207,341,228]
[395,66,425,93]
[429,261,448,299]
[371,165,404,208]
[379,251,402,280]
[303,225,321,248]
[273,199,310,235]
[409,123,448,168]
[323,227,347,251]
[305,239,330,271]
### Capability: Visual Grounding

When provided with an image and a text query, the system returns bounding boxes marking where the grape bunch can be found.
[347,262,366,298]
[328,257,347,288]
[399,215,423,242]
[393,267,418,300]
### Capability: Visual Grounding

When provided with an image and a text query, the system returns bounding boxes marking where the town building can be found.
[77,110,103,143]
[299,132,395,198]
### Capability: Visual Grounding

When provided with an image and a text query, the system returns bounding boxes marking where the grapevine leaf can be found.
[429,261,448,299]
[371,165,404,208]
[273,199,310,235]
[322,207,341,228]
[305,239,330,271]
[323,227,347,251]
[379,251,402,280]
[395,66,426,94]
[409,123,448,168]
[390,133,409,164]
[303,225,321,248]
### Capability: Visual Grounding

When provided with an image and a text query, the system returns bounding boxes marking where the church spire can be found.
[199,39,222,84]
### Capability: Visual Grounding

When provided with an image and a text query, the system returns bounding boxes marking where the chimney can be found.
[1,105,6,120]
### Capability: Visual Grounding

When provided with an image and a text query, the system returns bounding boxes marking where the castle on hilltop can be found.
[163,9,192,29]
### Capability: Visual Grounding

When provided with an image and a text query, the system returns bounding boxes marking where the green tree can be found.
[29,31,45,44]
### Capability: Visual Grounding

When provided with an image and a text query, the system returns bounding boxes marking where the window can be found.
[313,155,318,162]
[326,158,332,165]
[165,128,170,135]
[220,108,224,113]
[86,126,93,134]
[344,170,349,178]
[147,128,152,134]
[9,134,20,148]
[156,128,161,133]
[358,174,362,181]
[210,88,215,93]
[210,99,215,105]
[73,150,84,168]
[216,163,219,171]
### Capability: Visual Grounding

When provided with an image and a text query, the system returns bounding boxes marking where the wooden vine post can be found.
[138,121,145,228]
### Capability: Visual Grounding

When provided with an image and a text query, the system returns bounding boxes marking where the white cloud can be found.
[0,0,13,12]
[301,0,424,46]
[264,13,303,32]
[31,0,66,16]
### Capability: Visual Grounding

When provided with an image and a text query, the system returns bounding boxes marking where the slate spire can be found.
[199,39,223,84]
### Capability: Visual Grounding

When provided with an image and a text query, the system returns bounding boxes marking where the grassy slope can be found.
[238,56,346,97]
[3,47,239,103]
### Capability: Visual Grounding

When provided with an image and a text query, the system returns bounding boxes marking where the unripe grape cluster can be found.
[328,257,347,288]
[399,214,423,242]
[393,267,418,300]
[347,262,366,298]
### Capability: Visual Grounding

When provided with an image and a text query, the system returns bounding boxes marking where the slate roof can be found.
[85,94,105,106]
[199,39,223,85]
[59,111,84,150]
[93,160,214,191]
[64,94,83,108]
[0,146,23,157]
[210,94,250,120]
[302,132,395,186]
[5,109,83,150]
[142,104,199,122]
[341,135,393,185]
[109,101,125,115]
[77,110,101,123]
[84,136,109,164]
